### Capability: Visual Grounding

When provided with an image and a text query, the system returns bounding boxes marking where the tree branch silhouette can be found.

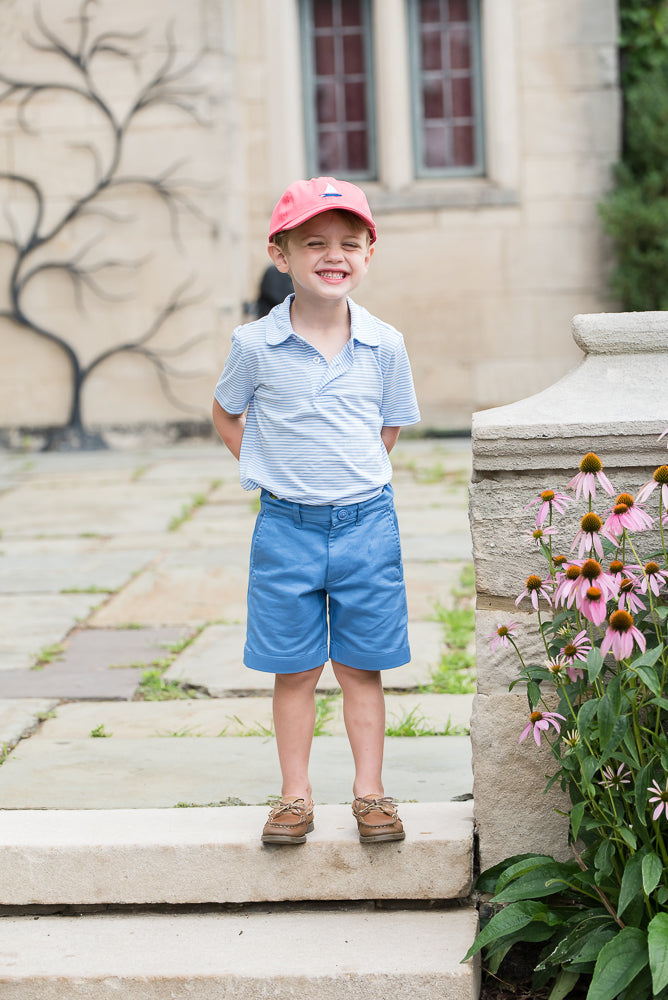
[0,0,216,448]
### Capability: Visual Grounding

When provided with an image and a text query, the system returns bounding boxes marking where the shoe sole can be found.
[261,821,314,845]
[358,831,406,843]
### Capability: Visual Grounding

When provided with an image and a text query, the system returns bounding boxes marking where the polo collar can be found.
[265,295,380,347]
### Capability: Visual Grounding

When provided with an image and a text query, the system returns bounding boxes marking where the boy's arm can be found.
[381,426,401,454]
[213,399,245,460]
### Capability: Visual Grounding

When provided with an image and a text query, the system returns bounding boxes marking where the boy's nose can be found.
[324,245,345,261]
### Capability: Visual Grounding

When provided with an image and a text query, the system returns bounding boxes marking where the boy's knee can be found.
[274,665,324,690]
[332,660,381,685]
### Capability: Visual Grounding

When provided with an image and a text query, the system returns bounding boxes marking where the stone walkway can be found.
[0,437,473,808]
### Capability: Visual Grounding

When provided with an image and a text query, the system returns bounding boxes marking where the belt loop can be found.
[292,503,302,528]
[355,502,361,524]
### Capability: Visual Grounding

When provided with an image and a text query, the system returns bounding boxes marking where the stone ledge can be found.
[0,908,480,1000]
[0,802,474,906]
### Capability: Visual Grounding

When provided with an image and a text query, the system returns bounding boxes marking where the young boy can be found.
[212,176,420,845]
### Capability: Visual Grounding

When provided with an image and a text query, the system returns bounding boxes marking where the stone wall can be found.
[470,311,668,870]
[1,0,620,438]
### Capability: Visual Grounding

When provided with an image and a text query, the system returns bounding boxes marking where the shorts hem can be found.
[244,644,329,674]
[329,642,411,671]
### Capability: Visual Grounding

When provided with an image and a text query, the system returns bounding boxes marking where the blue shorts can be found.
[244,485,411,674]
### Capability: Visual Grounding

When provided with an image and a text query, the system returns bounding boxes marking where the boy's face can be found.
[268,211,374,305]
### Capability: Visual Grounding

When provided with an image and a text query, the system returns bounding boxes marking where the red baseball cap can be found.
[269,176,377,244]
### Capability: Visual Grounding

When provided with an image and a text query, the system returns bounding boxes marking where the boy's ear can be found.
[267,242,289,273]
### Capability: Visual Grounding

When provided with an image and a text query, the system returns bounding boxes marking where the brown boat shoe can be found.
[261,798,315,845]
[352,795,405,843]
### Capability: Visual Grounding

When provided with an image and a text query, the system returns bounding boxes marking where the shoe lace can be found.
[354,796,398,819]
[268,798,308,820]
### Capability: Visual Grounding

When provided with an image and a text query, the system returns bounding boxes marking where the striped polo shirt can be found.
[214,295,421,505]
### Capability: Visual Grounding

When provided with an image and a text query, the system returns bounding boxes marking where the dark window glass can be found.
[302,0,375,179]
[409,0,483,175]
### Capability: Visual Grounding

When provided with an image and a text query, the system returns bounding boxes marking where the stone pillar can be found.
[470,312,668,871]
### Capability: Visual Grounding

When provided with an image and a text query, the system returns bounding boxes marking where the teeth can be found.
[319,271,346,279]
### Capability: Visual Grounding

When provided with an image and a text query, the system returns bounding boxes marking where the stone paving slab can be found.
[162,621,446,693]
[0,735,473,808]
[0,482,198,538]
[0,627,192,700]
[0,699,58,748]
[0,545,155,594]
[89,553,248,627]
[404,561,471,617]
[0,594,103,671]
[32,693,473,739]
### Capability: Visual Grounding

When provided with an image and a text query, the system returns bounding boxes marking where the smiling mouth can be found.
[317,270,348,280]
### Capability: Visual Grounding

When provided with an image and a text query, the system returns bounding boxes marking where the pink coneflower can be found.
[573,559,618,605]
[600,609,646,661]
[525,526,559,546]
[639,561,668,597]
[579,586,609,626]
[599,764,631,790]
[636,465,668,509]
[559,630,591,664]
[519,709,566,747]
[515,574,552,610]
[553,563,582,608]
[617,577,646,614]
[568,453,615,500]
[648,778,668,821]
[524,489,574,527]
[608,559,641,587]
[488,622,520,652]
[603,492,654,538]
[570,512,617,559]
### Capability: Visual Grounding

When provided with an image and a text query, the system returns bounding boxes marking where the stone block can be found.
[472,692,571,870]
[0,908,480,1000]
[0,801,474,904]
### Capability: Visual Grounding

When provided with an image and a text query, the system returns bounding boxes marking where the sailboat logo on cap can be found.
[321,183,342,197]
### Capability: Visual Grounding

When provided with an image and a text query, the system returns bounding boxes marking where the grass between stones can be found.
[423,563,476,694]
[385,706,468,737]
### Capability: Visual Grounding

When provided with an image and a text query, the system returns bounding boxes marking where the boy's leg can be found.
[331,660,385,797]
[273,664,324,802]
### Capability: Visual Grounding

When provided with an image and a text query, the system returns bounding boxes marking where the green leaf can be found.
[587,646,604,683]
[648,912,668,995]
[493,855,557,893]
[618,825,638,850]
[493,863,575,903]
[570,800,585,840]
[595,839,614,878]
[598,695,615,746]
[632,664,662,697]
[588,927,648,1000]
[578,699,598,738]
[642,852,663,896]
[474,853,546,894]
[630,642,664,670]
[635,763,651,828]
[461,901,551,961]
[618,850,645,919]
[548,969,581,1000]
[600,715,630,764]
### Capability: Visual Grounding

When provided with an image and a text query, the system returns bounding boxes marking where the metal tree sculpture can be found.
[0,1,217,448]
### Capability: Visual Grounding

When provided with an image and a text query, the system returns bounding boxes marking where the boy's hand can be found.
[213,400,245,459]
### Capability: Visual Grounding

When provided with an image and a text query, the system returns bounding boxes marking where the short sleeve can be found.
[214,332,254,415]
[380,339,421,426]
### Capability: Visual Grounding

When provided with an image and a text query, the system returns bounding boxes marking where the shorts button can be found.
[337,509,349,520]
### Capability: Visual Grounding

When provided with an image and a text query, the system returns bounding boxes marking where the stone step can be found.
[0,802,474,906]
[0,907,480,1000]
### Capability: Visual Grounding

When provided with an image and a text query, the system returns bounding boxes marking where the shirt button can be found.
[337,509,349,520]
[312,356,321,365]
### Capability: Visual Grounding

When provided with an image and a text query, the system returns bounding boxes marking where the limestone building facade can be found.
[0,0,620,438]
